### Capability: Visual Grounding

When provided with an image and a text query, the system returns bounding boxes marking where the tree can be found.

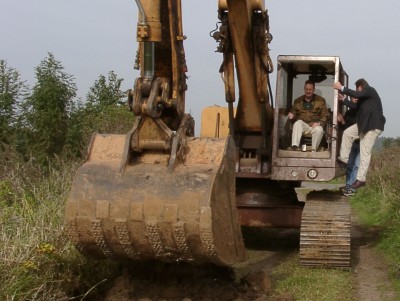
[0,59,28,145]
[21,53,77,162]
[86,71,126,108]
[69,71,134,151]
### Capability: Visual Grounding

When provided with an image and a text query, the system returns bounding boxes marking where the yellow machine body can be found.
[65,0,351,268]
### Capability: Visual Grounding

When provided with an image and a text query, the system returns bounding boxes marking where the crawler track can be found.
[300,190,351,268]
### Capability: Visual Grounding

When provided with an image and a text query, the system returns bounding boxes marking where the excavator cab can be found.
[269,56,352,268]
[271,55,349,182]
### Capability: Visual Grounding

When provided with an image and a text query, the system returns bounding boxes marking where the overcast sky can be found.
[1,0,399,137]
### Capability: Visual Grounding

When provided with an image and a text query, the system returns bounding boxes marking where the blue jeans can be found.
[346,141,360,187]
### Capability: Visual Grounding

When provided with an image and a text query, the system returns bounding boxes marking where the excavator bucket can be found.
[65,133,246,266]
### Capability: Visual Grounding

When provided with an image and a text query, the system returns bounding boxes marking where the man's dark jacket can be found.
[342,85,386,133]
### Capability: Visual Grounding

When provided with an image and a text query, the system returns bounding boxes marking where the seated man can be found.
[287,80,329,151]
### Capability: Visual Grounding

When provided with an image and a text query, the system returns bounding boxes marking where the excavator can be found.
[65,0,351,268]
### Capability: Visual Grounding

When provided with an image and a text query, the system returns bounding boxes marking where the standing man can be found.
[287,80,329,152]
[334,78,386,189]
[337,95,360,196]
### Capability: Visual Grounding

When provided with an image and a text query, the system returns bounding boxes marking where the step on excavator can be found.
[65,0,351,268]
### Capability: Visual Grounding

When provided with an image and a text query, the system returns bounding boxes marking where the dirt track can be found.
[351,219,396,301]
[98,228,299,301]
[95,185,397,301]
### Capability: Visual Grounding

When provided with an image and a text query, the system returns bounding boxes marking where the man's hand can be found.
[288,112,294,120]
[338,93,345,101]
[337,113,345,125]
[334,82,343,90]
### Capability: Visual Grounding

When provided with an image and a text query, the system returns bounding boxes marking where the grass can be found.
[350,146,400,297]
[271,255,353,301]
[0,155,120,300]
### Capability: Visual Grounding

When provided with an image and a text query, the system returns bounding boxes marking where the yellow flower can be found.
[23,260,38,270]
[37,243,56,254]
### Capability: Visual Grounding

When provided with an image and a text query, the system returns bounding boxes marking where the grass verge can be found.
[271,255,352,301]
[350,146,400,297]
